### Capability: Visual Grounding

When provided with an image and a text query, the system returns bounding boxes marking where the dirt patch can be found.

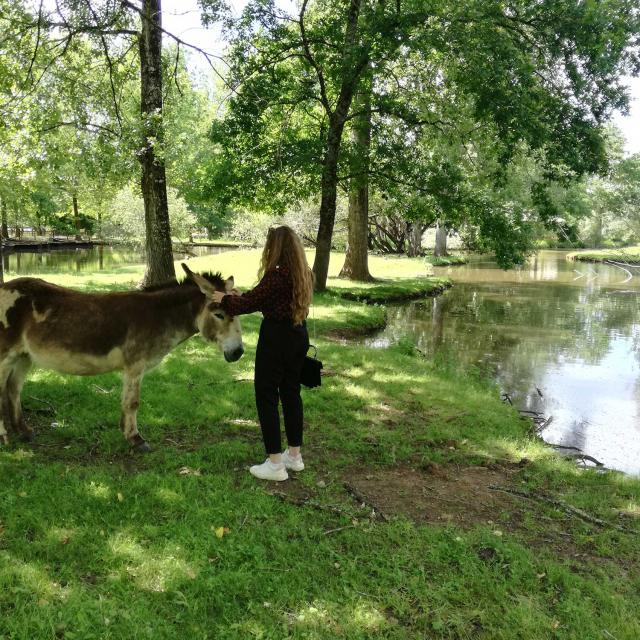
[343,463,640,569]
[346,464,520,529]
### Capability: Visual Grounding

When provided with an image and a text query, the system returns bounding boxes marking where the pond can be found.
[0,244,233,275]
[367,251,640,475]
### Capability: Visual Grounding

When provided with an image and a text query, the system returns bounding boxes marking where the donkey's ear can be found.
[181,263,194,278]
[225,276,235,293]
[182,263,218,298]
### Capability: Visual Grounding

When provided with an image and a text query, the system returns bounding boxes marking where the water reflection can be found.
[0,244,232,275]
[368,251,640,474]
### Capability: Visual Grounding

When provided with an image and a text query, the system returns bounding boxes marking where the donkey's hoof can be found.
[133,441,152,454]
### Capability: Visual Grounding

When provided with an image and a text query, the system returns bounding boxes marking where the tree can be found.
[0,0,177,283]
[135,0,174,284]
[339,68,374,280]
[203,0,639,287]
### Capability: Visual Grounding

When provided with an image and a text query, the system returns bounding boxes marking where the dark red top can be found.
[220,267,294,320]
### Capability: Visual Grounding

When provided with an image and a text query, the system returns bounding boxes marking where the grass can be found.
[1,249,640,639]
[566,246,640,264]
[424,254,468,267]
[186,238,255,247]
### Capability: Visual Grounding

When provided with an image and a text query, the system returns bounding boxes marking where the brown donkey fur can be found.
[0,264,243,451]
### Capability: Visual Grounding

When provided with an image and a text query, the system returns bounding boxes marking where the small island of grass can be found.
[566,246,640,264]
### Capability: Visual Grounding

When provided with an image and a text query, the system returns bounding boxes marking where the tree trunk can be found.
[312,116,349,291]
[434,222,448,257]
[139,0,175,285]
[340,69,373,281]
[0,198,8,240]
[72,194,81,241]
[311,0,365,292]
[591,211,603,247]
[407,222,423,257]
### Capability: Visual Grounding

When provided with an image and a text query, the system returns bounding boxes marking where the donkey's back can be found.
[0,268,242,450]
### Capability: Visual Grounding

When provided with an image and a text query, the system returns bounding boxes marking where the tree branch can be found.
[82,0,124,133]
[299,0,332,115]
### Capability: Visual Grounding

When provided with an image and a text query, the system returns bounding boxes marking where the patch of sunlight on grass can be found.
[127,553,197,593]
[292,600,388,634]
[108,533,196,592]
[371,370,425,385]
[619,502,640,518]
[108,532,146,560]
[156,488,184,504]
[344,383,381,402]
[46,527,76,545]
[351,602,387,630]
[342,367,367,379]
[86,481,111,500]
[475,438,549,462]
[6,448,34,460]
[295,602,330,624]
[1,553,68,600]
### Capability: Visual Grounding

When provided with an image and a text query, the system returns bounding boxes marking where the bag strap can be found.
[312,293,317,343]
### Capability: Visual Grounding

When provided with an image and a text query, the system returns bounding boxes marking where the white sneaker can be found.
[282,449,305,472]
[249,459,288,481]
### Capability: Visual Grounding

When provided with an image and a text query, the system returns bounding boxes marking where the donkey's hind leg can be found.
[120,367,150,453]
[0,356,16,445]
[5,355,34,441]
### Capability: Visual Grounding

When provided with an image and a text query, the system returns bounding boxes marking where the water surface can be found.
[0,244,232,275]
[368,251,640,474]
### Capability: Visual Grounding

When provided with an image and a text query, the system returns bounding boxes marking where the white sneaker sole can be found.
[249,466,288,481]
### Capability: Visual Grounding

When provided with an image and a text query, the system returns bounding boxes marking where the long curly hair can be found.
[258,226,313,324]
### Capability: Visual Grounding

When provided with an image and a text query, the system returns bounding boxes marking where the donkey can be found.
[0,263,243,452]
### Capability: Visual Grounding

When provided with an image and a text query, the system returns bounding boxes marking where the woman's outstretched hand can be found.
[211,289,240,304]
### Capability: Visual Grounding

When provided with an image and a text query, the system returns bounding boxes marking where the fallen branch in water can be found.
[548,444,582,451]
[536,415,554,432]
[488,485,634,533]
[563,453,604,467]
[604,260,633,284]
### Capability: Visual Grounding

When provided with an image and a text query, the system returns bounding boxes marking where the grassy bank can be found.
[1,250,639,639]
[566,246,640,264]
[328,277,451,304]
[424,254,468,267]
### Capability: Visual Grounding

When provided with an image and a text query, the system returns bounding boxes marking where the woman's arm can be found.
[213,270,280,316]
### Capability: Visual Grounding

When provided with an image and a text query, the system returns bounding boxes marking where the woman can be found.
[211,226,314,481]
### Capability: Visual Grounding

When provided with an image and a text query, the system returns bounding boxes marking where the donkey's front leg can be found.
[120,367,150,453]
[5,355,34,442]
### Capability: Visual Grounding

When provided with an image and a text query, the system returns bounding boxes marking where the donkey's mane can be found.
[142,271,225,293]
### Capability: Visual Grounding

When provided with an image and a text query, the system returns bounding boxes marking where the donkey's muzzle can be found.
[224,346,244,362]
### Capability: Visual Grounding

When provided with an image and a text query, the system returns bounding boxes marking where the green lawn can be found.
[567,246,640,264]
[1,249,639,639]
[424,254,468,267]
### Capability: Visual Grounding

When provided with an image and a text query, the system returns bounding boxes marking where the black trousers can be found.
[254,318,309,454]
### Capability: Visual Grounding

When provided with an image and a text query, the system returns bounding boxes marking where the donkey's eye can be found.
[214,312,225,320]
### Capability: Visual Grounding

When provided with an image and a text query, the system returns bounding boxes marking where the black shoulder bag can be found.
[301,344,323,388]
